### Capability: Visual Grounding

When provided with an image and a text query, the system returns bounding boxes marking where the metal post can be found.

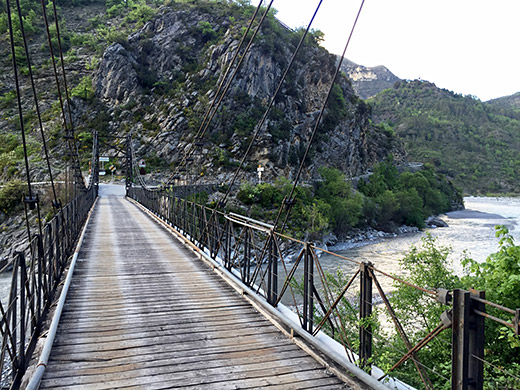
[18,253,26,373]
[359,261,373,371]
[225,221,231,271]
[452,289,485,390]
[267,232,278,305]
[243,228,251,285]
[37,234,43,323]
[303,243,314,333]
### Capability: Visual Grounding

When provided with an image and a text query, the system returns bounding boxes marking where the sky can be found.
[274,0,520,101]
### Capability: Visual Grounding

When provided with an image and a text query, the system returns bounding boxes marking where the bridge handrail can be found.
[0,186,97,388]
[128,185,519,390]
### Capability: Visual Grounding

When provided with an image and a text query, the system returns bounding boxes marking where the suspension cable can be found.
[13,0,60,211]
[5,0,34,202]
[49,0,85,195]
[194,1,264,140]
[274,0,366,233]
[50,0,75,134]
[40,0,69,136]
[165,0,264,185]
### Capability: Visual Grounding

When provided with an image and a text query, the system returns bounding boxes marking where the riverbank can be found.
[321,225,421,252]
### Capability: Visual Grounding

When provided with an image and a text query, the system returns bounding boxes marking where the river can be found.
[316,197,520,284]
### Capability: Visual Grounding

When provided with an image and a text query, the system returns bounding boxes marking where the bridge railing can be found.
[128,186,520,390]
[0,186,97,388]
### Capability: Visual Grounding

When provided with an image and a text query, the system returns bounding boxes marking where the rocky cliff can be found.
[339,58,400,100]
[90,2,404,183]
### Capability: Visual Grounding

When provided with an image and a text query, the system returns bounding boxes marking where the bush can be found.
[0,179,25,214]
[71,76,94,101]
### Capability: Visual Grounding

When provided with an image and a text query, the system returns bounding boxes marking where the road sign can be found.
[99,171,106,176]
[99,157,109,162]
[109,165,116,173]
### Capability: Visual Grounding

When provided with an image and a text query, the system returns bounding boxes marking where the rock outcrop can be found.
[94,3,404,183]
[339,58,401,99]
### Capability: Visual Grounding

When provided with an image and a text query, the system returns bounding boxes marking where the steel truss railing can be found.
[129,185,519,390]
[0,186,97,389]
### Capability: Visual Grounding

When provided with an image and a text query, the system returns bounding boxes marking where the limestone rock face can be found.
[96,44,140,104]
[95,4,404,182]
[339,58,401,99]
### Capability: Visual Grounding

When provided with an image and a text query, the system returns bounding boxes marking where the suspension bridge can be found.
[1,0,519,389]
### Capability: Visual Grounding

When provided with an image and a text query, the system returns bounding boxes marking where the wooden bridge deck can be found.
[39,185,351,389]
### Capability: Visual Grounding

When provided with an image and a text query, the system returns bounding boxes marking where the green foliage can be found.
[71,76,94,101]
[0,91,16,109]
[369,231,520,388]
[369,80,520,194]
[235,161,460,238]
[319,84,349,134]
[462,226,520,370]
[316,167,364,232]
[125,3,156,26]
[358,157,461,230]
[0,179,25,214]
[197,20,217,43]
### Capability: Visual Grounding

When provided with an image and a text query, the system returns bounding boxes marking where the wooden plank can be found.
[43,349,312,384]
[49,325,283,356]
[53,320,275,346]
[40,360,332,389]
[55,306,262,332]
[56,306,259,330]
[44,343,301,376]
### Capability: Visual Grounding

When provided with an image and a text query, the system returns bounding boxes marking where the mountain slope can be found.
[486,92,520,110]
[369,80,520,194]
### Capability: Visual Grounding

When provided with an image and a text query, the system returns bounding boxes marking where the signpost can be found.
[109,165,116,181]
[257,165,264,184]
[99,157,109,171]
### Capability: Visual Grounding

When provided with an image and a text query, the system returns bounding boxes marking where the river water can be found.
[315,197,520,286]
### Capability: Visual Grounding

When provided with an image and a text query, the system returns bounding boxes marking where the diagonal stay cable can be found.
[40,0,69,135]
[166,0,275,187]
[50,0,85,192]
[194,0,265,140]
[165,0,266,185]
[218,0,325,207]
[273,0,366,234]
[5,0,34,203]
[5,0,37,249]
[195,0,325,265]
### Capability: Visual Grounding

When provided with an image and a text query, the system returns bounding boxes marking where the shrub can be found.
[0,179,25,214]
[71,76,94,101]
